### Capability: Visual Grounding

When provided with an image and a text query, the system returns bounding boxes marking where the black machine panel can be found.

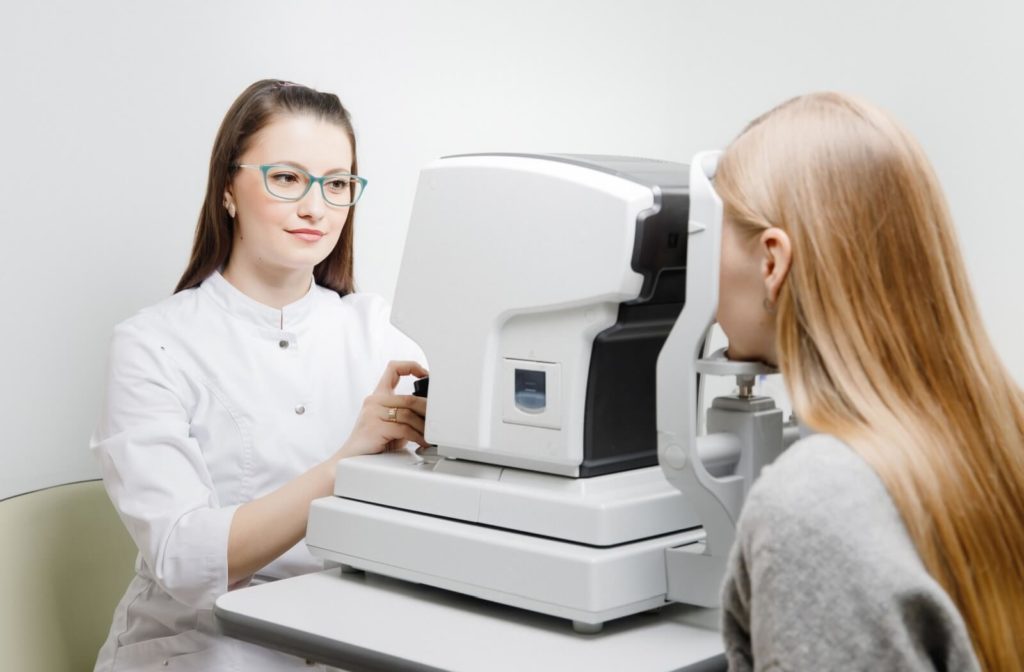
[561,156,690,477]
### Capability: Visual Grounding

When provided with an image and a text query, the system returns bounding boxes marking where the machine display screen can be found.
[514,369,547,413]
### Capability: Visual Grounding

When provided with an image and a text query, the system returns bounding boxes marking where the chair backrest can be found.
[0,479,137,672]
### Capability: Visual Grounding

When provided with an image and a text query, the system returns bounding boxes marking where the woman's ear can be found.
[222,189,236,219]
[759,227,792,304]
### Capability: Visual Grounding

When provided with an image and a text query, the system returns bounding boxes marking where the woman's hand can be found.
[229,360,428,585]
[336,360,429,460]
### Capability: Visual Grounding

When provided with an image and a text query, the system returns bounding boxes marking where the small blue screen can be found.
[514,369,546,413]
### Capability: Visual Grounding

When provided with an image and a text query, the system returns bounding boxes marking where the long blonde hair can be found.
[715,92,1024,669]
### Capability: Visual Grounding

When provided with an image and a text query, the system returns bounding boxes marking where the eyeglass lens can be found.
[264,166,362,206]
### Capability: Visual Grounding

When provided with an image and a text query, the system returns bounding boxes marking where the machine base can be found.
[332,451,699,546]
[307,496,704,629]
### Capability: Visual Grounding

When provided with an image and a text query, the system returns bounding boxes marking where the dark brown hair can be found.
[175,79,358,296]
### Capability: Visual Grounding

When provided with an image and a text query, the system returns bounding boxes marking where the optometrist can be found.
[90,79,428,671]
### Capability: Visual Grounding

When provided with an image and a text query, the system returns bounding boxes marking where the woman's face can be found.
[225,113,353,276]
[718,218,781,364]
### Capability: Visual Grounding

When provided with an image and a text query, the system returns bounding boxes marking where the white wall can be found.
[2,0,1021,499]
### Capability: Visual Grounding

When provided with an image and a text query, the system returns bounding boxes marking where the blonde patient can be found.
[714,92,1023,671]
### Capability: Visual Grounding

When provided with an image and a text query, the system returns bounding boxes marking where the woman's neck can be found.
[221,258,312,309]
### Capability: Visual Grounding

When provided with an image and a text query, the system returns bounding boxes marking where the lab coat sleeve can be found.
[91,320,239,610]
[367,294,429,380]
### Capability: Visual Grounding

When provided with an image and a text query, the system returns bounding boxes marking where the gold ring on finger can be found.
[386,407,399,423]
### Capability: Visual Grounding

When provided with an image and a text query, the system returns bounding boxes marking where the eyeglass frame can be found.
[232,163,368,207]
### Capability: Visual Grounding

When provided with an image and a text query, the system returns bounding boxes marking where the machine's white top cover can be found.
[392,154,653,474]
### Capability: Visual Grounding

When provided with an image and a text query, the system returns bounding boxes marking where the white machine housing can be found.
[390,153,687,477]
[307,152,794,630]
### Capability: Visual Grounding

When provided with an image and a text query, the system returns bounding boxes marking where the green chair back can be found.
[0,480,137,672]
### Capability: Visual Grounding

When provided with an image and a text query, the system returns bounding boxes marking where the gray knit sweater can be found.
[720,434,981,671]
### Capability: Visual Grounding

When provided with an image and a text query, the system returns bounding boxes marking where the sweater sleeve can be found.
[90,320,239,610]
[720,435,980,672]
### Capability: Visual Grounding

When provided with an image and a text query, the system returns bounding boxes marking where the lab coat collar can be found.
[200,271,317,331]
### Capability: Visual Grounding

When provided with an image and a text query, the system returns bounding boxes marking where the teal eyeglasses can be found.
[234,163,367,207]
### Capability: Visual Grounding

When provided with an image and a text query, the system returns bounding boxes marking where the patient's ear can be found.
[223,189,236,219]
[759,227,792,304]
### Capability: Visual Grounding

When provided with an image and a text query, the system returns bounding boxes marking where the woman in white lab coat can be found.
[713,92,1023,670]
[91,79,428,671]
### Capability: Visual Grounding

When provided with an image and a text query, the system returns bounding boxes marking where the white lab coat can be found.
[91,272,423,671]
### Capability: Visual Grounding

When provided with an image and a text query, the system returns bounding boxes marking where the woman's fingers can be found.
[374,360,430,395]
[341,366,430,459]
[374,395,426,436]
[373,393,427,418]
[381,421,427,448]
[380,407,426,435]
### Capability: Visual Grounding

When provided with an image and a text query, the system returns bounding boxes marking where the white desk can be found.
[215,568,726,672]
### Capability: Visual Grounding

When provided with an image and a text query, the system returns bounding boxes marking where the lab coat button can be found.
[279,340,289,349]
[295,405,306,415]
